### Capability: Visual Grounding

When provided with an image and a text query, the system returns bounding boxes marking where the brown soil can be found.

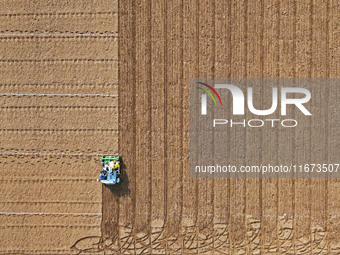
[101,0,339,254]
[0,0,118,254]
[0,0,339,254]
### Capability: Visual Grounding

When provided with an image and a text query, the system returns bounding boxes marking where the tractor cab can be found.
[98,156,121,185]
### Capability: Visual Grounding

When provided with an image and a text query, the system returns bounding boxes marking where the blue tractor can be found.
[98,156,121,185]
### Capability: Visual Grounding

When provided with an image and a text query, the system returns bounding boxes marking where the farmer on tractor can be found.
[98,156,121,185]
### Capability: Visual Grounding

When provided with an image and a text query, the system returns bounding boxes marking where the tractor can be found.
[97,156,121,185]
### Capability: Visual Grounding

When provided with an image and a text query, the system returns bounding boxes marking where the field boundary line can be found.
[0,11,117,17]
[0,201,101,204]
[0,211,101,216]
[0,59,117,63]
[0,151,118,156]
[1,225,99,228]
[0,129,118,132]
[0,83,118,86]
[0,93,118,97]
[0,106,117,109]
[0,33,118,38]
[0,35,118,40]
[0,178,97,182]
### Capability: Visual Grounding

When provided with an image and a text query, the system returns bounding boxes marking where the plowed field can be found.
[0,0,339,254]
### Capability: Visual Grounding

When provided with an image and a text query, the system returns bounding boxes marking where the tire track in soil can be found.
[164,0,184,250]
[244,0,264,253]
[133,0,152,253]
[310,1,330,253]
[294,1,313,253]
[213,1,232,253]
[327,1,340,252]
[228,1,247,253]
[277,1,296,253]
[196,1,215,254]
[102,0,136,253]
[182,0,199,253]
[261,0,280,252]
[100,0,122,247]
[150,0,167,254]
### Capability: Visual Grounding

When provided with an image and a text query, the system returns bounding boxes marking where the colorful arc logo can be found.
[196,82,223,106]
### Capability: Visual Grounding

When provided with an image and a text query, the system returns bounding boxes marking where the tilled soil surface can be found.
[0,0,118,254]
[0,0,339,254]
[101,0,339,254]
